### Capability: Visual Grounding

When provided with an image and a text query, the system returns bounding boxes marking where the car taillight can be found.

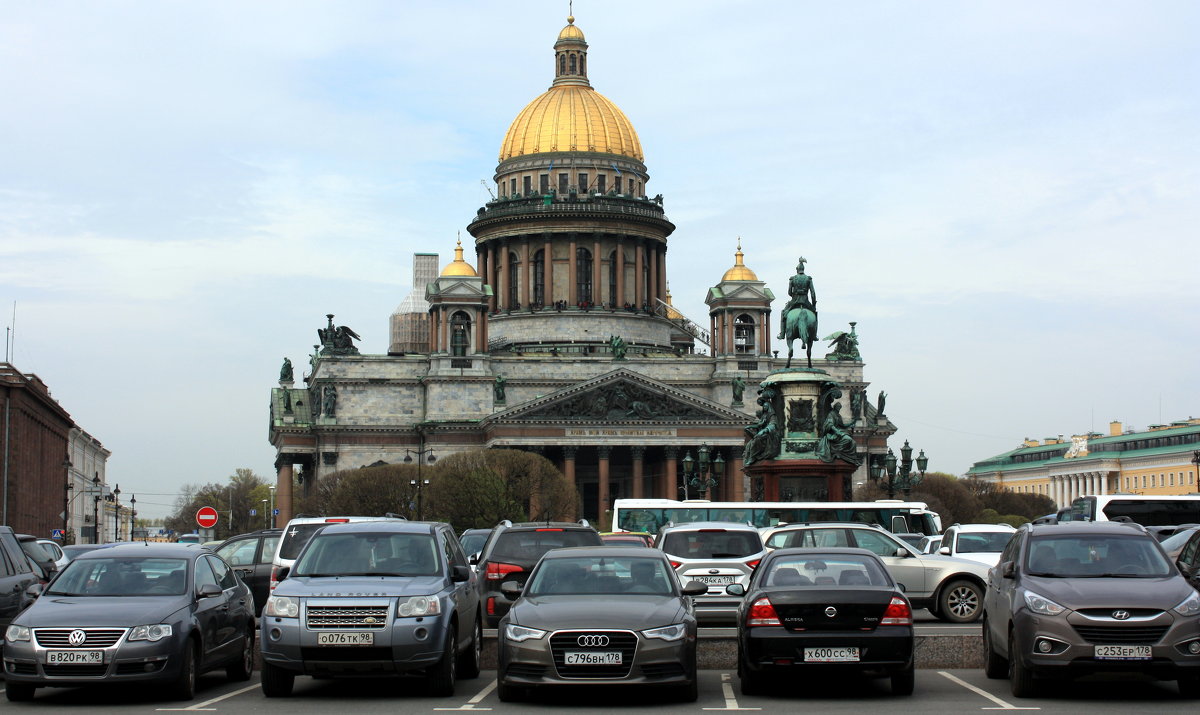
[669,560,683,569]
[535,528,563,532]
[269,565,278,592]
[487,597,496,616]
[880,596,913,626]
[325,518,350,523]
[485,562,524,581]
[747,597,781,627]
[745,559,761,570]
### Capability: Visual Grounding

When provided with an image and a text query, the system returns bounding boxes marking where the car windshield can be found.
[21,540,53,562]
[956,532,1012,554]
[460,532,490,556]
[601,535,649,547]
[293,532,440,577]
[762,554,892,587]
[1025,535,1172,577]
[660,529,762,559]
[489,530,601,563]
[47,557,189,596]
[526,556,675,596]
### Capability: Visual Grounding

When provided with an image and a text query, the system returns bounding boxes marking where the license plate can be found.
[46,650,104,664]
[694,575,735,585]
[1094,644,1151,660]
[316,632,374,646]
[804,647,860,662]
[564,651,622,665]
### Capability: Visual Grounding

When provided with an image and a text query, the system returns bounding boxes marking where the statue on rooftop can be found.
[279,357,293,382]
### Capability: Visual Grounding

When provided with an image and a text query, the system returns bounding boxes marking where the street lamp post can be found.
[679,444,723,500]
[870,441,929,500]
[262,499,269,529]
[130,495,137,540]
[110,485,121,542]
[62,458,72,537]
[268,485,276,528]
[404,446,437,520]
[91,475,102,544]
[1192,451,1200,490]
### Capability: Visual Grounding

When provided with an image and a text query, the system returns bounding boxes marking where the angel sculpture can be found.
[317,314,362,355]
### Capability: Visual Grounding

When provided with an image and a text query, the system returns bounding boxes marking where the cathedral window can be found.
[510,178,517,196]
[559,173,569,194]
[579,54,585,74]
[608,250,618,306]
[523,176,532,196]
[734,314,756,353]
[560,55,566,75]
[533,249,545,305]
[614,176,622,194]
[577,248,593,304]
[569,54,577,73]
[597,174,606,193]
[578,172,588,193]
[450,311,471,357]
[540,174,549,194]
[508,252,520,308]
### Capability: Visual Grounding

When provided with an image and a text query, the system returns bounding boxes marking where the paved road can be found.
[1,669,1190,713]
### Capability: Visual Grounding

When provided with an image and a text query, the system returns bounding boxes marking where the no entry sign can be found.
[196,506,219,529]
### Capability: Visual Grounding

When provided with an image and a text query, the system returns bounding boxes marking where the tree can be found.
[964,477,1055,525]
[163,469,271,540]
[295,464,418,518]
[910,473,981,528]
[424,449,579,531]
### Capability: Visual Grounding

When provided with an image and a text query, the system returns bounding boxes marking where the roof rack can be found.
[496,519,513,528]
[577,519,591,529]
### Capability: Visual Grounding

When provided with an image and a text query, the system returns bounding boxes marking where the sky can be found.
[3,1,1198,519]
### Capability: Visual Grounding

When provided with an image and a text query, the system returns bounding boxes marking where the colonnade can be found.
[1048,471,1109,508]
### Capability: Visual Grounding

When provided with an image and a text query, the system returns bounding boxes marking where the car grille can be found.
[305,605,390,630]
[1072,625,1169,644]
[505,663,547,679]
[1076,608,1164,620]
[43,663,109,677]
[549,630,637,679]
[34,628,126,648]
[641,662,687,678]
[300,647,393,662]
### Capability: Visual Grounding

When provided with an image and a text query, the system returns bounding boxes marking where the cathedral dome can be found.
[440,239,477,277]
[721,240,758,281]
[498,16,644,163]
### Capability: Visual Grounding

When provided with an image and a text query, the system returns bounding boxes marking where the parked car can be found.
[270,515,407,592]
[62,543,116,561]
[2,542,255,701]
[938,524,1016,567]
[16,535,58,581]
[260,520,481,697]
[459,528,494,562]
[730,547,915,696]
[893,533,926,551]
[475,520,603,628]
[1162,526,1200,561]
[918,535,943,554]
[214,528,281,616]
[36,540,70,571]
[764,523,990,622]
[599,532,654,547]
[0,526,39,646]
[655,522,766,623]
[497,546,705,702]
[982,522,1200,698]
[1174,527,1200,576]
[1149,524,1200,543]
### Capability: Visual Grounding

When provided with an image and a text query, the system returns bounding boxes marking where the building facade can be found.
[1,362,74,536]
[268,15,897,523]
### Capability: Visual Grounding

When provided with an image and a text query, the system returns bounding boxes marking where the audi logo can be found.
[824,606,838,618]
[576,634,610,647]
[68,630,87,646]
[1112,610,1130,621]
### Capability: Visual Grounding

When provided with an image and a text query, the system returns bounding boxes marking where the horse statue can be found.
[782,306,818,368]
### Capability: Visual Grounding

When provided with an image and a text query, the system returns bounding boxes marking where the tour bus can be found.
[610,498,942,536]
[1059,494,1200,526]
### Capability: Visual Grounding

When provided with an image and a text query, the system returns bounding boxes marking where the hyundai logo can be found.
[68,630,87,646]
[1112,610,1130,620]
[824,606,838,618]
[576,634,610,647]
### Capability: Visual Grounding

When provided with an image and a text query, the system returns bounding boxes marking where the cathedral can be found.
[269,15,896,523]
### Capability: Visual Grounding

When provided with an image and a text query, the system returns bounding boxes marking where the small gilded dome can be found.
[440,239,478,277]
[558,16,585,41]
[721,239,758,281]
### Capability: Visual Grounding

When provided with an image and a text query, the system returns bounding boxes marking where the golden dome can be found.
[440,238,478,277]
[558,16,585,41]
[721,238,759,281]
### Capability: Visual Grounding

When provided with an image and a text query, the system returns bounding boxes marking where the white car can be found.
[936,523,1015,567]
[36,539,70,570]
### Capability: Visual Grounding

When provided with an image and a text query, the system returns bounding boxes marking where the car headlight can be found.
[1023,589,1066,616]
[504,624,546,642]
[397,596,441,617]
[5,625,30,642]
[642,623,687,642]
[265,595,300,618]
[1174,592,1200,617]
[128,624,173,642]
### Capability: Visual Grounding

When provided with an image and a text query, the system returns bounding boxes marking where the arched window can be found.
[579,55,585,75]
[569,54,577,73]
[508,251,520,308]
[559,55,565,75]
[450,311,471,357]
[577,247,593,304]
[734,314,756,353]
[641,255,649,307]
[608,250,618,307]
[533,249,545,305]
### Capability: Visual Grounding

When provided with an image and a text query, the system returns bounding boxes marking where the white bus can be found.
[1060,494,1200,526]
[610,498,942,536]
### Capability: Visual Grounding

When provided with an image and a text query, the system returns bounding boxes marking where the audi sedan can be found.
[2,543,255,701]
[497,547,707,702]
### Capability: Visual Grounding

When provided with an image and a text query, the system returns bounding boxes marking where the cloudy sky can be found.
[3,1,1198,519]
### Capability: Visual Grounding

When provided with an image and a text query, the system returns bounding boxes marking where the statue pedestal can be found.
[279,379,295,389]
[744,459,856,501]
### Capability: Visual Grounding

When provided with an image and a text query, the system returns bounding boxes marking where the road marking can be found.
[938,671,1039,710]
[702,672,761,711]
[155,682,259,711]
[433,677,496,711]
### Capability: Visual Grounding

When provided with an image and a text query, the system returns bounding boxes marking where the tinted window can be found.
[1026,535,1172,577]
[489,530,602,563]
[278,524,328,560]
[0,549,12,577]
[49,557,189,596]
[195,557,219,590]
[295,533,440,577]
[459,532,490,556]
[956,532,1013,553]
[660,529,761,559]
[20,540,53,563]
[764,554,891,587]
[218,539,257,566]
[260,536,279,564]
[527,556,674,596]
[851,530,905,557]
[208,557,238,590]
[1101,500,1200,526]
[772,528,850,550]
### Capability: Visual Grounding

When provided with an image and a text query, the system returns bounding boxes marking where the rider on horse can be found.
[778,257,817,340]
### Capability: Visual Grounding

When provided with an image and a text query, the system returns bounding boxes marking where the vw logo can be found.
[1112,610,1130,620]
[68,629,87,646]
[576,634,610,647]
[824,606,838,618]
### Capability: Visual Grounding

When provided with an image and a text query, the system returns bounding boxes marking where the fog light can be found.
[270,628,282,641]
[414,627,428,641]
[1037,640,1052,653]
[1189,641,1200,655]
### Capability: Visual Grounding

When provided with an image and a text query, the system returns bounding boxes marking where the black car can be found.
[0,527,38,645]
[214,528,281,616]
[475,520,603,627]
[459,528,493,561]
[2,543,256,701]
[16,535,58,581]
[730,547,916,696]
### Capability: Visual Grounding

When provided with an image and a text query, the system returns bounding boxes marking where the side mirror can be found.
[896,582,906,593]
[469,553,480,565]
[1002,561,1015,579]
[198,583,223,599]
[451,565,471,583]
[722,583,744,597]
[894,548,911,558]
[938,546,951,556]
[275,566,290,581]
[25,583,43,599]
[500,581,523,598]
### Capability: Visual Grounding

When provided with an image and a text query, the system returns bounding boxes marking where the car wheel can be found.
[457,617,482,679]
[891,662,915,695]
[676,664,699,702]
[226,629,254,681]
[937,580,983,623]
[427,624,457,697]
[261,661,295,697]
[1008,630,1038,698]
[982,618,1008,679]
[169,639,198,701]
[497,679,523,702]
[1179,677,1200,698]
[739,663,764,696]
[4,683,36,702]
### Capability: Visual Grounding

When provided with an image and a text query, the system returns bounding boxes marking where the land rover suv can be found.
[259,521,481,697]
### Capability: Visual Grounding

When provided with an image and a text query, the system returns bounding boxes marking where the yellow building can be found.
[967,419,1200,508]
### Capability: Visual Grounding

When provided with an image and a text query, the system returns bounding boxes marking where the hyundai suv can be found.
[474,521,602,627]
[982,522,1200,698]
[655,522,766,623]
